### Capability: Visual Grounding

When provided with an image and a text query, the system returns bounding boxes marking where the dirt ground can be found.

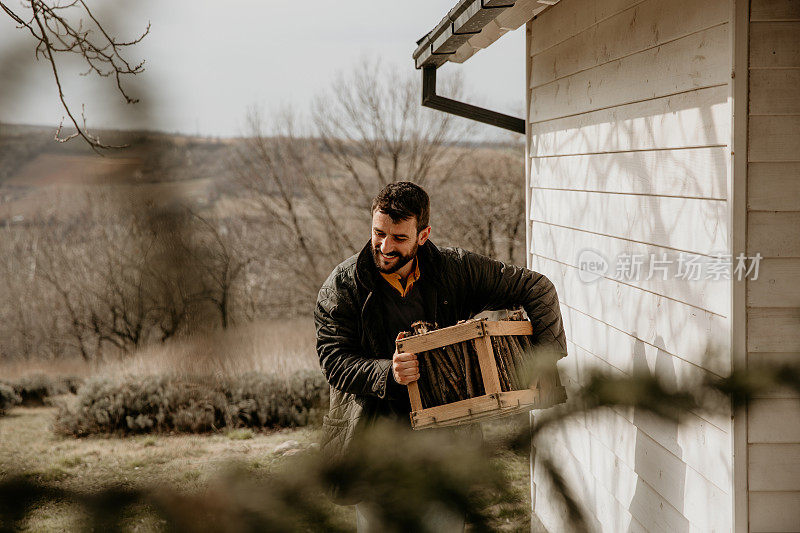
[0,405,334,531]
[0,405,543,532]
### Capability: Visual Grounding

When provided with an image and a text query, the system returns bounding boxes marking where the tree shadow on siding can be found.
[629,335,689,532]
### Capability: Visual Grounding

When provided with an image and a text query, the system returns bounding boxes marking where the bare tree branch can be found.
[312,60,475,211]
[1,0,149,151]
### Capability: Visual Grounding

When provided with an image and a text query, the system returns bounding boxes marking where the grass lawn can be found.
[0,404,541,532]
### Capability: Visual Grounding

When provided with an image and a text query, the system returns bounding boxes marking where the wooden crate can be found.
[396,318,567,430]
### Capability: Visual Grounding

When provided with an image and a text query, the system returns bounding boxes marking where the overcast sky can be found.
[0,0,523,138]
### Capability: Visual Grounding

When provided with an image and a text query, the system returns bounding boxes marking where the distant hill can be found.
[0,122,237,183]
[0,123,240,225]
[0,122,521,226]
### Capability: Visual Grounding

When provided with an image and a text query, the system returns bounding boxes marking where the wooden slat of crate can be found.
[413,405,536,429]
[398,319,567,429]
[408,381,423,412]
[499,388,540,409]
[396,319,485,354]
[475,334,503,394]
[411,389,543,429]
[483,321,533,336]
[414,392,506,423]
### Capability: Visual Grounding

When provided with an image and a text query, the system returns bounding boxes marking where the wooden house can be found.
[414,0,799,531]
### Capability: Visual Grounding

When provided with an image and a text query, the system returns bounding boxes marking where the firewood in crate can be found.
[400,327,436,408]
[410,321,436,335]
[504,336,526,384]
[431,348,459,404]
[466,341,486,397]
[453,319,486,398]
[490,336,517,391]
[408,322,438,408]
[457,341,475,397]
[418,353,440,408]
[504,309,526,321]
[397,316,567,429]
[452,340,484,398]
[409,321,468,408]
[408,321,488,407]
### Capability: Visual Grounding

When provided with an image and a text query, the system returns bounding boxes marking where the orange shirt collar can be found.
[380,257,421,297]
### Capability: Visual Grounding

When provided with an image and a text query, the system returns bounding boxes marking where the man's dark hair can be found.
[371,182,430,233]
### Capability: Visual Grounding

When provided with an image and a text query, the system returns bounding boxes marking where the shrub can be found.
[2,374,83,406]
[12,374,58,406]
[61,376,84,394]
[0,383,21,415]
[54,370,329,436]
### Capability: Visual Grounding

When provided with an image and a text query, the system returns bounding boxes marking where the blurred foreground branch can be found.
[1,360,798,532]
[0,0,148,150]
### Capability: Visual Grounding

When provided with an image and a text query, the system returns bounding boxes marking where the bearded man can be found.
[314,181,567,530]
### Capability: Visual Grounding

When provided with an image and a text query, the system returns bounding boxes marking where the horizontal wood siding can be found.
[748,162,800,210]
[530,188,728,254]
[749,444,800,491]
[530,223,730,315]
[531,147,729,198]
[527,0,733,530]
[746,1,800,531]
[749,493,800,533]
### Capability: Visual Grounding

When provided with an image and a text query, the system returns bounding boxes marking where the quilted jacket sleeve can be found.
[315,281,393,399]
[458,249,568,356]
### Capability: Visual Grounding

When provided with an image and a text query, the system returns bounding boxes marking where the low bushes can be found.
[17,374,82,405]
[54,370,329,436]
[0,383,21,415]
[0,374,83,407]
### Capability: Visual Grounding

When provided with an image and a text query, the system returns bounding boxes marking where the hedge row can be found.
[0,374,82,408]
[0,383,21,415]
[54,371,329,436]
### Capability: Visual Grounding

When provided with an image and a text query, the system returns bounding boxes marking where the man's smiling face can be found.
[371,210,430,275]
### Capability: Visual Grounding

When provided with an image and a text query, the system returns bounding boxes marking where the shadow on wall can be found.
[630,336,689,532]
[527,40,732,529]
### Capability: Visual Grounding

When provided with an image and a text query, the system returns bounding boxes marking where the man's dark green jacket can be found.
[314,240,567,459]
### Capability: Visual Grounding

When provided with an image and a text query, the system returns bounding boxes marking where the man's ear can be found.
[418,226,431,245]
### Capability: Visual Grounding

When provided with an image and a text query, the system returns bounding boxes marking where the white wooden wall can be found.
[525,0,734,530]
[746,0,800,531]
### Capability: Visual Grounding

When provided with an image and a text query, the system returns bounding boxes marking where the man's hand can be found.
[392,332,419,385]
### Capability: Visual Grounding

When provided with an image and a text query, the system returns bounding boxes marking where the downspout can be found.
[421,66,525,133]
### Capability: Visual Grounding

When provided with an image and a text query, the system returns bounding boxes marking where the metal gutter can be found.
[421,67,525,134]
[413,0,554,132]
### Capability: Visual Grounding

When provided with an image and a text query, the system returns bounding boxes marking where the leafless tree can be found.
[36,233,97,360]
[234,62,475,304]
[435,148,526,264]
[0,227,52,360]
[188,211,254,330]
[10,201,206,359]
[313,59,472,209]
[0,0,148,150]
[235,111,334,290]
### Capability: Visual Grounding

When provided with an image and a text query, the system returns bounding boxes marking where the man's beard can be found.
[372,242,418,274]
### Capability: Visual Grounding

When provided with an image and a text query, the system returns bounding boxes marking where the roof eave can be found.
[413,0,558,69]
